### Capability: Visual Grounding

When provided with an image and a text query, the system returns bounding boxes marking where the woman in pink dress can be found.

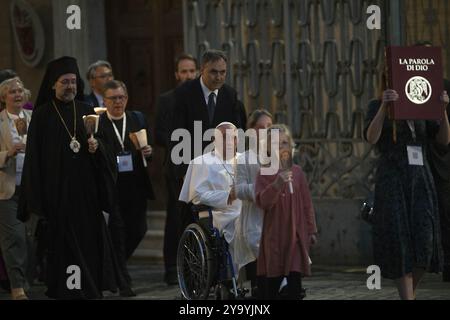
[255,124,317,299]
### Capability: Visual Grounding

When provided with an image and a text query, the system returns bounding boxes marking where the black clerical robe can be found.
[96,110,154,259]
[18,99,126,299]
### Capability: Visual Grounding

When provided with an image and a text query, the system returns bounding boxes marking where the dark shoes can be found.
[164,269,178,286]
[279,285,307,300]
[119,287,137,297]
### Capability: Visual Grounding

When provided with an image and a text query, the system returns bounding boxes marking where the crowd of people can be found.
[0,48,448,301]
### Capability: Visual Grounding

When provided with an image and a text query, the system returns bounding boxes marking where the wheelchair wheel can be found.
[177,223,216,300]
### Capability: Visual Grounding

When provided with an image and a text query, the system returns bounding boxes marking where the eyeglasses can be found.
[58,79,77,86]
[105,95,127,102]
[95,73,114,79]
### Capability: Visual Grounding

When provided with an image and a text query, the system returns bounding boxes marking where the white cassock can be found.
[180,151,254,276]
[179,151,242,244]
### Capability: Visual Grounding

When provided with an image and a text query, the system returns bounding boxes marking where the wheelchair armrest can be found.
[191,204,213,213]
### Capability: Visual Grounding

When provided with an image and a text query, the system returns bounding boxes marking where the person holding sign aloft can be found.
[364,65,450,300]
[255,124,317,300]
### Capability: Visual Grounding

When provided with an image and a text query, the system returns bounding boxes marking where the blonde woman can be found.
[0,77,32,300]
[255,125,317,299]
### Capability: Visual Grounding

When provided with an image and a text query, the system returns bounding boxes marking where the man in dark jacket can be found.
[172,49,247,176]
[85,61,114,108]
[155,53,198,285]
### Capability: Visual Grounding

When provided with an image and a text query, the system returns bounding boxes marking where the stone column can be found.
[52,0,107,85]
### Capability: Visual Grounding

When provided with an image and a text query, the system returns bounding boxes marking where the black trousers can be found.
[114,184,148,260]
[245,261,257,289]
[108,206,132,286]
[163,169,192,274]
[257,272,303,300]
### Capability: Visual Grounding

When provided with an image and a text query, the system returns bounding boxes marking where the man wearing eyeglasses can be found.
[85,60,114,109]
[96,80,155,296]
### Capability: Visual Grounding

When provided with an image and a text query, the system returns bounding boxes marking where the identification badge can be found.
[117,152,133,172]
[407,145,424,166]
[16,152,25,173]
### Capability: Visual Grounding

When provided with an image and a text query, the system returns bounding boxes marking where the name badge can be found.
[16,152,25,173]
[407,145,424,166]
[117,152,133,173]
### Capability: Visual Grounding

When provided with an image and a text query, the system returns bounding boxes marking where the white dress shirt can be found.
[94,91,104,107]
[200,76,219,106]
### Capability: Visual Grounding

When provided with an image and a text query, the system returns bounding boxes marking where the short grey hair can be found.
[201,50,228,66]
[86,60,112,80]
[102,80,128,97]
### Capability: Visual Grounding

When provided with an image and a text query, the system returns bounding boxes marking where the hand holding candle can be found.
[280,150,294,194]
[129,129,150,167]
[83,115,99,139]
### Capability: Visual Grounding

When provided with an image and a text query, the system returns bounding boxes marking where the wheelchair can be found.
[177,204,246,300]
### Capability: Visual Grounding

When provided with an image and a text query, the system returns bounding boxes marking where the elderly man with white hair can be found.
[179,122,244,272]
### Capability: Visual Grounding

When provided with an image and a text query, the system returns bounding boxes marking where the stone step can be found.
[137,229,164,251]
[132,211,167,263]
[131,249,164,264]
[146,210,166,230]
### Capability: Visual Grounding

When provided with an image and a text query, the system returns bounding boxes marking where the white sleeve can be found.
[235,163,255,202]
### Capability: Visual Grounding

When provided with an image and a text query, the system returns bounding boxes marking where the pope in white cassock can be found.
[179,122,244,273]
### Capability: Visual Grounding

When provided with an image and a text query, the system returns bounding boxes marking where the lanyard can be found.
[110,114,127,151]
[406,120,416,142]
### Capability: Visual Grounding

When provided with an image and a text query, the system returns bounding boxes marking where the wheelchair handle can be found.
[191,204,213,213]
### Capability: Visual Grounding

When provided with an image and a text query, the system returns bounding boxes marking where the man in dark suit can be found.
[85,60,114,108]
[155,53,198,285]
[172,50,247,171]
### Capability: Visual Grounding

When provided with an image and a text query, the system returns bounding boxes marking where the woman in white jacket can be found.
[0,77,32,300]
[234,109,272,297]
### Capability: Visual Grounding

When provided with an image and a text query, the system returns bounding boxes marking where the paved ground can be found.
[1,263,449,300]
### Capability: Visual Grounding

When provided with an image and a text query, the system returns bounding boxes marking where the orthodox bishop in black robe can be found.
[18,57,126,299]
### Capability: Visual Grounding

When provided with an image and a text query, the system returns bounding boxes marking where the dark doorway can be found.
[105,0,184,209]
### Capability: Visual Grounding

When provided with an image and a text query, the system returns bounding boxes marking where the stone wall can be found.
[0,0,107,102]
[0,0,53,101]
[310,199,374,266]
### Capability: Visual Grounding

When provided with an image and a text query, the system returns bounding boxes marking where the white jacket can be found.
[233,149,264,271]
